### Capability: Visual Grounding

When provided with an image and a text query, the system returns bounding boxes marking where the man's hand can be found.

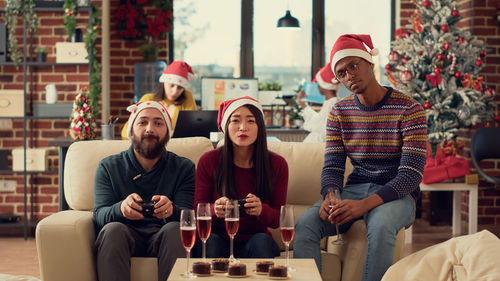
[329,194,383,225]
[120,193,144,220]
[151,195,174,219]
[243,193,262,216]
[214,196,229,218]
[318,198,334,223]
[297,89,307,109]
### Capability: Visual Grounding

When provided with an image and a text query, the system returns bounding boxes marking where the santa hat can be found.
[329,34,379,74]
[313,63,339,90]
[217,96,264,133]
[158,61,195,88]
[125,101,173,138]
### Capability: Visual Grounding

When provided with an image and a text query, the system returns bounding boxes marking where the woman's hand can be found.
[214,196,230,218]
[243,193,262,216]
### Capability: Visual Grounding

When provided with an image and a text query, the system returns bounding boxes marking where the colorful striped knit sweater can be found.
[321,87,427,203]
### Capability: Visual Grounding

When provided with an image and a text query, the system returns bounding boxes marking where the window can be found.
[173,0,241,100]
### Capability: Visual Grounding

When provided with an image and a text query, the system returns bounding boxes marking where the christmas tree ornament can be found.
[443,42,450,50]
[419,50,424,55]
[452,8,459,17]
[385,64,392,70]
[457,106,471,120]
[389,51,400,62]
[422,0,431,8]
[400,70,413,82]
[475,59,483,67]
[441,24,449,32]
[447,52,457,73]
[494,114,500,123]
[437,53,445,61]
[424,101,432,109]
[404,32,411,37]
[483,87,496,99]
[455,71,462,79]
[401,57,409,64]
[434,67,442,74]
[458,37,465,44]
[480,50,486,57]
[412,13,423,33]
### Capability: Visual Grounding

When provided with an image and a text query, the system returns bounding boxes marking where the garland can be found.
[5,0,38,66]
[84,4,102,120]
[63,0,77,37]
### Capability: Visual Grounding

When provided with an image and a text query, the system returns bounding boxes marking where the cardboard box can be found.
[56,42,88,63]
[0,90,24,117]
[12,148,49,171]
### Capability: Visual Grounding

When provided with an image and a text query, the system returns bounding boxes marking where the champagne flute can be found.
[280,205,296,272]
[180,209,197,279]
[327,188,346,245]
[225,199,240,263]
[196,203,212,261]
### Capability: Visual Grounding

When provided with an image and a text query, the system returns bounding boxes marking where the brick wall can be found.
[0,0,168,222]
[400,0,500,232]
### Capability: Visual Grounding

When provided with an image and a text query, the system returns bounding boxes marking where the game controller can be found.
[138,201,155,217]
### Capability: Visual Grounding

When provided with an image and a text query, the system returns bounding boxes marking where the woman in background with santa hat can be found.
[121,61,197,139]
[194,96,289,258]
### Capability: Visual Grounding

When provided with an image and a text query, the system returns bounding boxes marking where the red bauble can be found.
[480,50,486,57]
[389,51,400,62]
[452,9,459,17]
[483,87,496,99]
[419,50,424,55]
[455,71,462,79]
[441,25,449,32]
[385,64,392,70]
[400,70,413,83]
[404,32,411,37]
[443,42,450,51]
[494,114,500,123]
[401,57,409,64]
[475,59,483,67]
[437,53,445,61]
[424,102,432,109]
[423,0,431,8]
[458,37,465,44]
[434,67,442,74]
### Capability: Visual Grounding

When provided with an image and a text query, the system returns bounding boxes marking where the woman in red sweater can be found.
[194,96,289,258]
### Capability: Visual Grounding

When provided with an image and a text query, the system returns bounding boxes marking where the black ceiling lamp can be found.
[277,0,300,28]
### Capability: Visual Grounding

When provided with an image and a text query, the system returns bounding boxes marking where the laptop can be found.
[172,110,219,139]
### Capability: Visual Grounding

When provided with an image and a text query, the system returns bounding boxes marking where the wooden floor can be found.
[0,219,454,279]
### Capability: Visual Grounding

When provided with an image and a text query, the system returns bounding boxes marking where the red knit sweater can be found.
[194,148,289,242]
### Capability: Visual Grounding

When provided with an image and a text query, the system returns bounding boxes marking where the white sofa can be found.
[36,137,405,281]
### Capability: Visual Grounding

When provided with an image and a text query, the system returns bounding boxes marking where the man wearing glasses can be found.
[294,34,427,281]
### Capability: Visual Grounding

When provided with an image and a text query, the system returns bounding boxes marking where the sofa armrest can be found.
[36,210,97,281]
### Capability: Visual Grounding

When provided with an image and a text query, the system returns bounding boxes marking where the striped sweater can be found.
[321,87,427,203]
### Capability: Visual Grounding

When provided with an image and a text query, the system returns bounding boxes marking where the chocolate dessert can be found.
[228,263,247,276]
[268,265,287,278]
[192,261,211,275]
[211,258,229,272]
[255,260,274,274]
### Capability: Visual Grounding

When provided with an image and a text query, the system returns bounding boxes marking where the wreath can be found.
[115,0,173,42]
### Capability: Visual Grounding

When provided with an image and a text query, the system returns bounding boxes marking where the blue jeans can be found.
[194,232,280,258]
[294,183,415,281]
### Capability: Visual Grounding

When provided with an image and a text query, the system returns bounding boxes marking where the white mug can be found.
[45,84,57,104]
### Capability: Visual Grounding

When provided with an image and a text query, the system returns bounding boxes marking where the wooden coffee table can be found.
[168,258,321,280]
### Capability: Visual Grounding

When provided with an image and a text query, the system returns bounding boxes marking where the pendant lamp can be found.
[277,10,300,28]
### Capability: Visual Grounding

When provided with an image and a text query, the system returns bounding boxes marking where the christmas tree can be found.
[385,0,498,145]
[69,89,97,140]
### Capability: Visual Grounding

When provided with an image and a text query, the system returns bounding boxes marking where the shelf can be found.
[0,169,58,174]
[0,7,91,12]
[0,116,71,120]
[0,219,38,237]
[0,62,89,66]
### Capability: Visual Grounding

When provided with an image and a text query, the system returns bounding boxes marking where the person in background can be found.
[294,34,427,281]
[194,96,289,258]
[121,61,197,139]
[296,63,339,143]
[94,101,195,281]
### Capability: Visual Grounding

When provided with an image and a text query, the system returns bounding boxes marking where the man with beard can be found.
[294,34,427,281]
[93,101,195,281]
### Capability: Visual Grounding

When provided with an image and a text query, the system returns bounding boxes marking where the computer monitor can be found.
[172,110,219,139]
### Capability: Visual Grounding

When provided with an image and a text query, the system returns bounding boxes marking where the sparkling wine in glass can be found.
[196,203,212,261]
[225,199,240,263]
[327,188,346,245]
[280,205,296,272]
[180,209,197,279]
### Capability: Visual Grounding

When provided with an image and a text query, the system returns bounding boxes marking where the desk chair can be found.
[471,127,500,185]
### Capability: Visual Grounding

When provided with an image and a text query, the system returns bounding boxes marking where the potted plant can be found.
[35,46,48,62]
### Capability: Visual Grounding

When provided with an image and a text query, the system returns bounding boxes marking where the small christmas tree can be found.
[385,0,498,145]
[70,89,97,140]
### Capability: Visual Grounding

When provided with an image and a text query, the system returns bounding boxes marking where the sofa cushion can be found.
[64,137,214,211]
